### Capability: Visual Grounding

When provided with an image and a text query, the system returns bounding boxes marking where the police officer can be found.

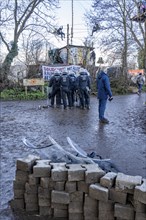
[68,71,77,107]
[60,71,72,109]
[77,70,91,109]
[48,71,61,108]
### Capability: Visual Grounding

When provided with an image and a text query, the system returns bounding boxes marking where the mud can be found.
[0,93,146,219]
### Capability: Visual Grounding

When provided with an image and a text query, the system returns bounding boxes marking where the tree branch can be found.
[0,32,10,51]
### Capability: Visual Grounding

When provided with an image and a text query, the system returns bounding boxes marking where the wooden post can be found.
[67,24,69,64]
[25,86,27,96]
[42,85,44,94]
[144,20,146,72]
[71,0,74,45]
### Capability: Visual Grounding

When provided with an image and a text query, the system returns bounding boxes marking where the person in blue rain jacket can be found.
[96,70,113,123]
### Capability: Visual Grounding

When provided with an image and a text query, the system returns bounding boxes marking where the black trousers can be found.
[61,88,71,108]
[78,88,90,108]
[50,88,61,106]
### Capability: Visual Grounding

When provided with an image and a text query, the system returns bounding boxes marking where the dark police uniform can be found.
[69,72,77,107]
[77,71,91,109]
[49,72,61,107]
[60,72,72,109]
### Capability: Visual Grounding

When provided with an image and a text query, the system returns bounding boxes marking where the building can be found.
[48,44,95,67]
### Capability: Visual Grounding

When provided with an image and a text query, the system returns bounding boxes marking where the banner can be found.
[128,69,144,76]
[23,78,44,86]
[42,65,82,81]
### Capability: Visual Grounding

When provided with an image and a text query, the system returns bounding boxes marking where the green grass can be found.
[1,88,47,101]
[1,84,146,101]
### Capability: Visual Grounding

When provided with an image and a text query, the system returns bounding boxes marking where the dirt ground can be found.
[0,93,146,219]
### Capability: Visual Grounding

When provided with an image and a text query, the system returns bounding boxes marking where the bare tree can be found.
[0,0,59,86]
[21,32,48,66]
[86,0,146,73]
[127,0,146,71]
[20,32,51,78]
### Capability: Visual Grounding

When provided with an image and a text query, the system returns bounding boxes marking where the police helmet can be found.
[54,70,60,75]
[79,68,90,76]
[61,71,68,76]
[69,70,75,76]
[79,68,85,73]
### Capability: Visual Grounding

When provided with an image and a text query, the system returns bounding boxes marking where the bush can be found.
[91,78,129,95]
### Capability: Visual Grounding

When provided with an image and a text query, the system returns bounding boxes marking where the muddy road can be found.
[0,93,146,219]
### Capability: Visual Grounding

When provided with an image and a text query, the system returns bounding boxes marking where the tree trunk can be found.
[122,0,128,80]
[144,20,146,72]
[0,42,18,85]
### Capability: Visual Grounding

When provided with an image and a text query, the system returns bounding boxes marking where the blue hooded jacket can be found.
[97,71,112,99]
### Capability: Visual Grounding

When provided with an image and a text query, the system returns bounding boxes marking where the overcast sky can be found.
[50,0,93,48]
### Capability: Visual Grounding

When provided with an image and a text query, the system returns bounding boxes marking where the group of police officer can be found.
[48,70,91,110]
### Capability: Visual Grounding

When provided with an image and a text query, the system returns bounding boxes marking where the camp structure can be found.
[131,1,146,22]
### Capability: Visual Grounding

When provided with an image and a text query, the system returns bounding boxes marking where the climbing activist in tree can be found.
[0,0,59,88]
[131,1,146,22]
[56,26,65,40]
[91,23,100,36]
[86,0,146,75]
[138,1,146,14]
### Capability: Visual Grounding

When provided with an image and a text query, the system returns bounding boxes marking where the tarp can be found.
[128,69,144,76]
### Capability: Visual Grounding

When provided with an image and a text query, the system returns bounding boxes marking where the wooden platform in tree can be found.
[131,12,146,22]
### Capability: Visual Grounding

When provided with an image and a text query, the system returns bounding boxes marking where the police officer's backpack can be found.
[61,73,69,86]
[80,73,87,81]
[54,74,60,86]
